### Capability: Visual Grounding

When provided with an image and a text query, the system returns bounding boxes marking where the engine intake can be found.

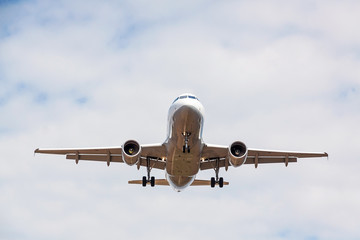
[122,140,141,165]
[228,141,248,167]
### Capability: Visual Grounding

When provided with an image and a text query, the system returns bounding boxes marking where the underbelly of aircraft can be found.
[165,105,203,190]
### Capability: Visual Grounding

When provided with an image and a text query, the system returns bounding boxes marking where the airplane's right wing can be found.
[200,144,328,170]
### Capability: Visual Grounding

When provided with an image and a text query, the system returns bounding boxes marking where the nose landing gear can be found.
[182,132,191,153]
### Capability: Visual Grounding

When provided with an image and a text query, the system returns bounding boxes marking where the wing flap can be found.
[200,159,227,170]
[66,154,123,162]
[245,156,297,164]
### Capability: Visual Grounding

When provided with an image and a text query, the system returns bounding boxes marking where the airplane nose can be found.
[172,105,203,127]
[174,104,202,118]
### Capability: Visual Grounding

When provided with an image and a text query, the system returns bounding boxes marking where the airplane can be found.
[35,93,328,192]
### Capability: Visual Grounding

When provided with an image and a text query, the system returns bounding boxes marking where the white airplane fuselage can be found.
[164,95,205,191]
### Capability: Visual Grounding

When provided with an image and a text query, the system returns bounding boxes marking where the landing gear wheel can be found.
[142,176,147,187]
[143,157,155,188]
[183,146,190,153]
[219,177,224,188]
[150,176,155,187]
[211,177,216,188]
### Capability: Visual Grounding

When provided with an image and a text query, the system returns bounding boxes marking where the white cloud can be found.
[1,0,360,240]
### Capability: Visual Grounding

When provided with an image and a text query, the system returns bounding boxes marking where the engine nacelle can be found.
[122,140,141,165]
[228,141,248,167]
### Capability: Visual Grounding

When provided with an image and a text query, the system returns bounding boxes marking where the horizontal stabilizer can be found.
[191,179,229,186]
[128,179,170,186]
[128,179,229,186]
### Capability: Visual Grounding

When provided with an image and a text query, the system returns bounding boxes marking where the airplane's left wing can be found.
[246,148,328,168]
[200,144,328,170]
[35,147,123,165]
[35,143,167,170]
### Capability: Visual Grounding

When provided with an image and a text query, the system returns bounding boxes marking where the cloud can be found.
[1,0,360,240]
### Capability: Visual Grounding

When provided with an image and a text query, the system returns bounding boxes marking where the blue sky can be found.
[1,0,360,239]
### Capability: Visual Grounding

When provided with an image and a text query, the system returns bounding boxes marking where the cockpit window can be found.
[189,95,200,101]
[173,95,199,103]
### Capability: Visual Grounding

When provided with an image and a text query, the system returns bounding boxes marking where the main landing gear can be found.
[211,158,224,188]
[142,157,155,187]
[182,132,191,153]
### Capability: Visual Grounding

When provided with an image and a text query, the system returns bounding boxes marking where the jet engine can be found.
[228,141,248,167]
[122,140,141,165]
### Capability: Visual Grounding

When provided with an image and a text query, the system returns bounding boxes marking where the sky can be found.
[1,0,360,239]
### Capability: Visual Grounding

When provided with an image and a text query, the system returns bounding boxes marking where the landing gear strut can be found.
[142,157,155,187]
[182,132,191,153]
[211,158,224,188]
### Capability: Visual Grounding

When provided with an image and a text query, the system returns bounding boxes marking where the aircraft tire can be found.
[150,176,155,187]
[211,177,215,188]
[219,177,224,188]
[142,176,147,187]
